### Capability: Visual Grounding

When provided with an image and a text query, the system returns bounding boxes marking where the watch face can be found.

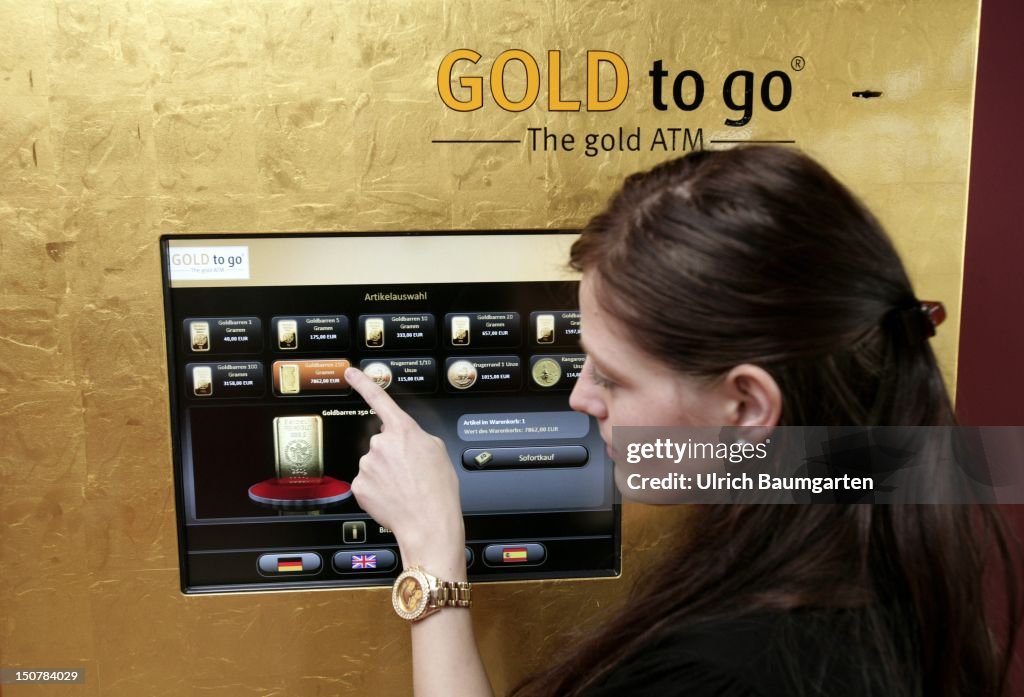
[397,577,423,613]
[393,569,429,620]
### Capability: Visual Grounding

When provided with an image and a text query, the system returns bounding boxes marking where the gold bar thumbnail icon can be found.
[451,315,470,346]
[273,415,324,479]
[279,363,301,394]
[536,314,555,344]
[192,366,213,396]
[190,321,210,352]
[365,318,385,347]
[278,319,298,350]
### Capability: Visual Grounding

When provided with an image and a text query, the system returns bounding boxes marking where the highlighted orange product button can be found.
[272,359,351,396]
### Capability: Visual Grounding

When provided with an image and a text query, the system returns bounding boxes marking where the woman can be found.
[344,146,1020,696]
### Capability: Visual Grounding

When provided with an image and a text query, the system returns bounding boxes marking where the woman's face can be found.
[569,273,731,460]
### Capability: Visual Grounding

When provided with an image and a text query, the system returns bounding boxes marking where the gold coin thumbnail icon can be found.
[447,360,478,390]
[532,358,561,388]
[364,362,393,390]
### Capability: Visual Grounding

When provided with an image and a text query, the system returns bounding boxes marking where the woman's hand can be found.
[345,367,467,578]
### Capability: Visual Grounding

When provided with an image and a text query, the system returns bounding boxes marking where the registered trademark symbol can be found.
[791,56,806,71]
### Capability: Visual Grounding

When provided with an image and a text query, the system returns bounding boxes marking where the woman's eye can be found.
[589,364,615,389]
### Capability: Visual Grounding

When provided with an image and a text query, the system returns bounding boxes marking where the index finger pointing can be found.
[345,366,413,427]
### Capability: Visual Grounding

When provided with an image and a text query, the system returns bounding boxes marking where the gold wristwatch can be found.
[392,565,472,621]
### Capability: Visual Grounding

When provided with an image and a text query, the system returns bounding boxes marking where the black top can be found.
[580,610,887,697]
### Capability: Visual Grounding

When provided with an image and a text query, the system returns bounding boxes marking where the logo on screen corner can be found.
[168,246,250,281]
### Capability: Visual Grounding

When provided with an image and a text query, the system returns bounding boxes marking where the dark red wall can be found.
[958,0,1024,421]
[957,0,1024,693]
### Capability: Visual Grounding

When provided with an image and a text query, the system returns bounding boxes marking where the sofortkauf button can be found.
[461,446,589,470]
[257,552,323,576]
[332,549,398,573]
[483,543,546,567]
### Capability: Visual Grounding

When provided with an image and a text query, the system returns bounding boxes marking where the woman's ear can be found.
[721,364,781,441]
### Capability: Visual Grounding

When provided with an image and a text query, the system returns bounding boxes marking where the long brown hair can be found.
[511,147,1020,696]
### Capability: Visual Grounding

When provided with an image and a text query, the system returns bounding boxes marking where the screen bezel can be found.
[160,230,621,593]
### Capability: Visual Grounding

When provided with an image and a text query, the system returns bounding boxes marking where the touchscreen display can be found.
[162,232,620,592]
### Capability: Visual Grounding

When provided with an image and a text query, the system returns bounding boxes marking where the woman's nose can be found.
[569,362,607,420]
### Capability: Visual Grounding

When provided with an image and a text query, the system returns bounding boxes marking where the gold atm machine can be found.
[161,231,619,592]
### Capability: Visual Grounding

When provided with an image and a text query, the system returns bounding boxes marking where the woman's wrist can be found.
[398,524,468,581]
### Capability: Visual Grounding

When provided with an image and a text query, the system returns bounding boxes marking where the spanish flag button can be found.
[502,547,528,563]
[482,543,546,567]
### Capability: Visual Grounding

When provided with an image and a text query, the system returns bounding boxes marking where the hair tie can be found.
[894,300,946,341]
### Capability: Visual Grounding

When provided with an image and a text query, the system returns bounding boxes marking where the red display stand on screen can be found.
[248,476,352,509]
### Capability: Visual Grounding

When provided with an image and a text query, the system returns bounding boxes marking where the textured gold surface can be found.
[0,1,978,695]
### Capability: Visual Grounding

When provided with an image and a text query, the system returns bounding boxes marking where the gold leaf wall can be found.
[0,1,978,695]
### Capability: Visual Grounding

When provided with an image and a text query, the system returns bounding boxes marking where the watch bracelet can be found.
[437,580,472,608]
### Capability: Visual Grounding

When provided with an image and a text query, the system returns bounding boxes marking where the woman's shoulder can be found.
[583,609,877,697]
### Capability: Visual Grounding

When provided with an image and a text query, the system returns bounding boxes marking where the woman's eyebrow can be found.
[579,338,621,378]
